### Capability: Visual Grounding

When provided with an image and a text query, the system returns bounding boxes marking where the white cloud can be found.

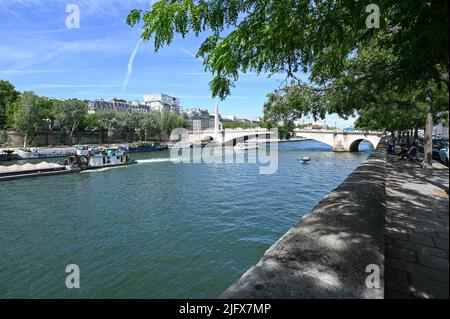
[1,37,134,73]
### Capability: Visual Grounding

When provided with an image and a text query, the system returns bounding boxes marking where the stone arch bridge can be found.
[187,128,382,152]
[188,128,275,146]
[294,129,383,152]
[184,104,382,152]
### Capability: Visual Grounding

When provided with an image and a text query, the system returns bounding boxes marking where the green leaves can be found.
[53,99,88,139]
[95,110,186,142]
[13,91,46,148]
[0,80,20,130]
[127,0,448,141]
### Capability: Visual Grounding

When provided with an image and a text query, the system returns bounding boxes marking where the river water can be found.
[0,140,373,298]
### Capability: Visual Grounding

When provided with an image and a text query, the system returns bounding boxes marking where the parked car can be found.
[439,145,449,166]
[433,138,448,160]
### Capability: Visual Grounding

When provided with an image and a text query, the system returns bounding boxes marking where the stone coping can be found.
[221,142,387,299]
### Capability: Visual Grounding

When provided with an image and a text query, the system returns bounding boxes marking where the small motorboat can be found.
[300,155,311,163]
[234,142,259,151]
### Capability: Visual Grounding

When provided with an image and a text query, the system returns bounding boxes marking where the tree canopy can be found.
[53,99,88,143]
[13,91,45,149]
[128,0,448,167]
[0,80,187,147]
[0,80,20,130]
[127,0,447,97]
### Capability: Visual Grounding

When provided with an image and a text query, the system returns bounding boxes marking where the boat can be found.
[128,142,168,153]
[169,141,193,149]
[234,142,259,151]
[0,161,74,181]
[15,148,76,159]
[68,145,136,170]
[300,155,312,163]
[0,149,17,161]
[0,146,137,181]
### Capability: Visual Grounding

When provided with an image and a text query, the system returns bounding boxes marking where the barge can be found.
[128,142,168,153]
[0,162,74,181]
[0,146,136,181]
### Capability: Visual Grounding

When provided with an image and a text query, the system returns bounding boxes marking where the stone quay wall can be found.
[221,141,387,299]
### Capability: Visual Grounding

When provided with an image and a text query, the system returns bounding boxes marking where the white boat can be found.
[300,155,311,163]
[16,148,76,159]
[234,142,259,151]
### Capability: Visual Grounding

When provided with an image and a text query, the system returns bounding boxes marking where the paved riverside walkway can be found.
[385,155,449,298]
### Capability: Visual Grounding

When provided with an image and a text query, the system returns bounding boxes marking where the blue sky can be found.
[0,0,355,126]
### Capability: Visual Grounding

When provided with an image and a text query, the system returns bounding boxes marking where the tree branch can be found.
[286,66,332,92]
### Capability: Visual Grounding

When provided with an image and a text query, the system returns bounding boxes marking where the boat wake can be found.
[136,158,181,164]
[80,166,127,173]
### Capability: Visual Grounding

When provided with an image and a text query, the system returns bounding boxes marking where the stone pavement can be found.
[385,154,449,298]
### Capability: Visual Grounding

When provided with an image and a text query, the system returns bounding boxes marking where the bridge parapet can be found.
[294,129,383,136]
[224,127,270,132]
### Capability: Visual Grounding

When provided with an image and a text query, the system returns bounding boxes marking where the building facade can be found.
[185,108,215,131]
[143,93,181,114]
[88,93,181,114]
[88,98,152,114]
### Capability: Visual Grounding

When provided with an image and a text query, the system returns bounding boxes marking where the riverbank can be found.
[221,142,449,299]
[221,142,387,298]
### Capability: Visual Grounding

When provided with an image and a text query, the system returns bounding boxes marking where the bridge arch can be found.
[348,138,375,152]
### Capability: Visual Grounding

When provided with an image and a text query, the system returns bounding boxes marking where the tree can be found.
[127,0,448,168]
[53,99,88,144]
[160,110,186,141]
[122,111,145,136]
[39,97,58,131]
[140,110,186,141]
[97,111,126,140]
[13,91,45,149]
[81,113,101,131]
[140,112,161,141]
[222,121,260,129]
[0,80,20,130]
[127,0,366,99]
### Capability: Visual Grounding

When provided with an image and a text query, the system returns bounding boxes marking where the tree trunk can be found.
[23,135,27,149]
[421,96,434,169]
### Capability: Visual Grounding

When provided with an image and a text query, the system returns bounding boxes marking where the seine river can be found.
[0,140,373,298]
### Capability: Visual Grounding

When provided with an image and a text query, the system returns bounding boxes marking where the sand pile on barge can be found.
[0,162,64,174]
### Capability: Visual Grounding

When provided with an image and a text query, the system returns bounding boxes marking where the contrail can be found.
[121,38,142,96]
